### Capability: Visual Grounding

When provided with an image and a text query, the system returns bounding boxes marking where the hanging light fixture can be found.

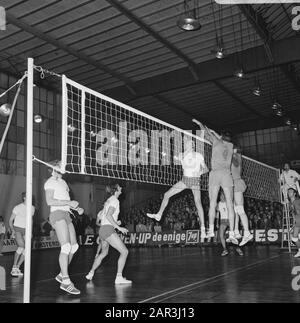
[285,118,292,126]
[292,124,299,132]
[34,114,44,124]
[177,0,201,31]
[252,79,262,97]
[0,103,11,117]
[276,108,284,117]
[234,69,245,79]
[271,102,281,111]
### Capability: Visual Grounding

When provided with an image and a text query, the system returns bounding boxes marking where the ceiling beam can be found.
[238,4,274,63]
[239,4,300,95]
[105,0,200,81]
[213,80,263,118]
[5,11,137,95]
[152,94,217,130]
[227,109,300,134]
[104,35,300,101]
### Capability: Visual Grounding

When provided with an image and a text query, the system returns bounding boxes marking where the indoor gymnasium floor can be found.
[0,245,300,303]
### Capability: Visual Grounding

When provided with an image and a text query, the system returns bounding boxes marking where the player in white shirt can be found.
[280,163,300,199]
[86,184,131,285]
[8,193,35,277]
[217,190,244,257]
[0,216,6,256]
[44,160,84,295]
[147,139,209,238]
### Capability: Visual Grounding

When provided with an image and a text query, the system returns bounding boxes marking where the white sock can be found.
[62,276,71,285]
[235,230,240,235]
[229,231,235,237]
[209,224,214,232]
[244,231,251,237]
[201,226,206,231]
[116,273,122,278]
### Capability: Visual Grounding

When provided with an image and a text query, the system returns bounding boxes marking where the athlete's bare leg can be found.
[147,181,186,221]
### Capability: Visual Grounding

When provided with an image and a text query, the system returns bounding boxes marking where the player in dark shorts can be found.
[288,188,300,258]
[147,139,209,238]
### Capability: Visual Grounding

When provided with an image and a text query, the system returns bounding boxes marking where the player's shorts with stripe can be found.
[220,219,229,226]
[182,176,201,189]
[209,170,233,193]
[49,210,72,228]
[234,178,247,193]
[99,225,116,240]
[13,226,25,235]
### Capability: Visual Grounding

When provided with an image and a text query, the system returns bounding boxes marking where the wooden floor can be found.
[0,245,300,303]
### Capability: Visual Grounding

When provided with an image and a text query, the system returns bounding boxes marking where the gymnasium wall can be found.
[234,126,300,170]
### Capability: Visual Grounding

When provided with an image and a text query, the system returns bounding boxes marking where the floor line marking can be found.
[139,254,281,303]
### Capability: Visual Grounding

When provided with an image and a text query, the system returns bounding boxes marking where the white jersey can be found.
[218,202,228,220]
[44,176,70,212]
[101,196,120,226]
[12,203,35,229]
[181,151,205,177]
[0,222,6,235]
[280,170,300,190]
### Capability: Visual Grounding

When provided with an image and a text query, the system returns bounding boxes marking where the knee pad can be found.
[70,243,79,255]
[61,243,71,255]
[16,247,24,255]
[292,237,299,243]
[234,205,245,215]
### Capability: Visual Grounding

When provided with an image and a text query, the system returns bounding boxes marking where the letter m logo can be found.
[0,7,6,31]
[0,266,5,291]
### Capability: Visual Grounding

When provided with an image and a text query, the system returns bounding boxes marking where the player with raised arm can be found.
[193,119,238,245]
[231,149,253,246]
[86,184,131,284]
[147,139,209,239]
[44,160,83,295]
[8,193,35,277]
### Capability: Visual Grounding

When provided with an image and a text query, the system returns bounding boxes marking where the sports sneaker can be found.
[221,250,229,257]
[86,272,94,281]
[206,230,215,239]
[60,282,81,295]
[115,276,132,285]
[200,229,207,239]
[11,268,23,277]
[234,232,242,240]
[235,248,244,256]
[294,251,300,258]
[55,273,63,284]
[239,233,254,247]
[226,235,239,245]
[146,213,161,222]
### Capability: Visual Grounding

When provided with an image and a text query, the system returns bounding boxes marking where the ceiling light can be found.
[34,114,43,124]
[0,103,11,117]
[177,1,201,31]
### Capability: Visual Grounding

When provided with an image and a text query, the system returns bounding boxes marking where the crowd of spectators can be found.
[31,190,283,238]
[121,191,283,233]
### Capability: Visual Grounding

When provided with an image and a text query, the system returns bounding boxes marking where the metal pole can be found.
[23,58,34,303]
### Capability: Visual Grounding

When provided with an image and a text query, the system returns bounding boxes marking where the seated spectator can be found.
[85,225,95,235]
[0,216,6,256]
[40,218,52,236]
[136,221,147,233]
[154,222,162,233]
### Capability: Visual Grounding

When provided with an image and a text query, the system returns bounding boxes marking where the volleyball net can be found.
[59,75,281,203]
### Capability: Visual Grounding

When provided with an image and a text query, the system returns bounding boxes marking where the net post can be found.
[23,58,34,304]
[61,75,68,173]
[81,88,86,174]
